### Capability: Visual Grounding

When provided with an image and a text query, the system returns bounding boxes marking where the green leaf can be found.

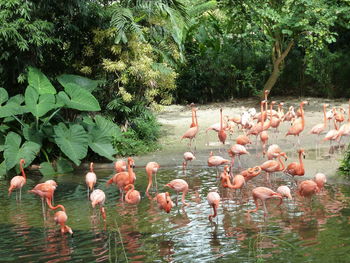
[4,132,41,170]
[23,124,43,145]
[54,123,88,165]
[39,158,73,176]
[25,86,56,117]
[94,115,122,137]
[57,84,101,111]
[88,128,116,160]
[0,88,9,105]
[28,67,56,94]
[57,74,101,92]
[0,95,28,118]
[0,162,6,178]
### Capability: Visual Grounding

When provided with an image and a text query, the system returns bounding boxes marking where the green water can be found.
[1,159,350,262]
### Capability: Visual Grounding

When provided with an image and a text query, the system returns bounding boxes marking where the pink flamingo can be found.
[218,108,227,145]
[260,152,287,182]
[236,134,251,146]
[145,162,160,194]
[286,101,308,145]
[228,144,249,168]
[106,157,136,200]
[277,186,293,200]
[335,107,345,126]
[29,180,57,216]
[8,159,26,200]
[207,192,220,221]
[154,192,174,213]
[181,107,199,149]
[189,104,197,128]
[47,202,73,236]
[282,106,296,122]
[270,101,281,133]
[336,100,350,143]
[284,149,305,177]
[247,187,283,216]
[240,166,262,182]
[298,180,319,198]
[266,144,282,160]
[183,152,195,174]
[85,162,97,197]
[165,179,189,206]
[314,173,327,190]
[323,118,339,148]
[114,160,127,173]
[310,104,329,155]
[90,189,106,220]
[125,184,141,205]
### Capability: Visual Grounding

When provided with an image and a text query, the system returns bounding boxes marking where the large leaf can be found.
[39,158,73,177]
[57,74,101,92]
[0,94,28,118]
[23,124,43,145]
[4,132,41,170]
[0,162,6,178]
[0,88,8,105]
[94,115,122,137]
[54,123,88,165]
[88,127,116,161]
[25,86,56,117]
[57,84,100,111]
[28,67,56,94]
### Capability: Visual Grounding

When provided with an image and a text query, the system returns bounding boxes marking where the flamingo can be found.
[8,159,26,200]
[323,119,339,146]
[314,173,327,190]
[247,101,266,141]
[277,186,293,200]
[106,157,136,200]
[125,184,141,205]
[227,144,249,168]
[282,106,296,122]
[114,160,127,173]
[189,104,197,128]
[207,192,220,221]
[218,108,227,145]
[254,90,270,122]
[236,134,251,146]
[335,107,345,126]
[260,152,287,182]
[165,179,189,206]
[247,187,283,216]
[181,107,199,148]
[85,162,97,197]
[298,180,319,198]
[309,104,329,155]
[46,202,73,236]
[326,107,335,129]
[207,151,230,175]
[335,99,350,143]
[240,166,262,182]
[29,180,57,216]
[145,162,160,194]
[286,101,308,145]
[266,144,282,160]
[183,152,195,174]
[270,101,281,133]
[90,189,106,220]
[277,103,284,119]
[154,192,174,213]
[284,149,305,177]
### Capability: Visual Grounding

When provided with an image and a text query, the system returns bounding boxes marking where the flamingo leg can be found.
[87,187,89,199]
[176,192,179,206]
[154,172,158,193]
[263,201,268,216]
[248,197,259,214]
[19,188,22,201]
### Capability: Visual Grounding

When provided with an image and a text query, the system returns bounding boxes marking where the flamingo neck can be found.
[90,162,94,173]
[260,102,264,128]
[47,200,65,212]
[20,160,26,179]
[220,109,223,130]
[300,103,305,128]
[127,160,134,182]
[323,105,327,128]
[194,110,198,127]
[298,152,304,170]
[191,108,195,127]
[334,119,339,130]
[278,155,285,171]
[146,171,152,193]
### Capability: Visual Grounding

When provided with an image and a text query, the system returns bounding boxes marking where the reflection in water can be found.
[0,166,350,262]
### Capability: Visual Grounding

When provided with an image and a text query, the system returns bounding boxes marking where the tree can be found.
[223,0,347,96]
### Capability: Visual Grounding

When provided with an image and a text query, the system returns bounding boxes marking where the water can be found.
[1,152,350,263]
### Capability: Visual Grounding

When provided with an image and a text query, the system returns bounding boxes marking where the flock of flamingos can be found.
[7,90,350,237]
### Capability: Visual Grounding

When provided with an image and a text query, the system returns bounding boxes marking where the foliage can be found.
[0,68,119,177]
[339,145,350,177]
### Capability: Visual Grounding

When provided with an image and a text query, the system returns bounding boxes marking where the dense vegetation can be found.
[1,0,350,175]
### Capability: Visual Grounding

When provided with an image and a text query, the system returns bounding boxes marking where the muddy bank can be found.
[132,97,349,182]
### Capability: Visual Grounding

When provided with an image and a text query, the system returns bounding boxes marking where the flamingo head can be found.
[301,101,308,106]
[324,104,329,108]
[279,102,284,106]
[271,101,276,105]
[280,152,288,161]
[298,149,305,158]
[20,159,25,165]
[128,157,135,168]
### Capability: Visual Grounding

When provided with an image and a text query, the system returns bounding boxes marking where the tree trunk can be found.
[261,40,294,98]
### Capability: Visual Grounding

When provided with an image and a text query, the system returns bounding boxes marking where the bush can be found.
[339,145,350,177]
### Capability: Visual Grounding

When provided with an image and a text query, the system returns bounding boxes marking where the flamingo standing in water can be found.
[208,151,230,176]
[90,189,106,220]
[236,134,251,146]
[228,144,249,169]
[29,180,57,216]
[47,202,73,236]
[125,184,141,205]
[323,119,339,147]
[181,107,199,149]
[298,180,319,198]
[286,101,308,145]
[266,144,282,160]
[247,187,283,216]
[145,162,160,194]
[207,191,220,221]
[165,179,189,206]
[220,166,245,190]
[260,152,287,182]
[336,99,350,143]
[183,152,195,174]
[284,149,305,178]
[189,104,197,128]
[106,157,136,200]
[277,186,293,200]
[114,160,127,173]
[85,162,97,197]
[314,173,327,191]
[8,159,26,200]
[154,192,174,213]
